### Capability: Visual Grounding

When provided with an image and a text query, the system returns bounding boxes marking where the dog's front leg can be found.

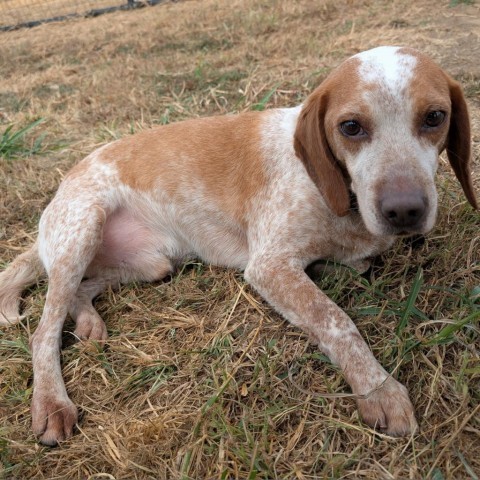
[244,256,418,437]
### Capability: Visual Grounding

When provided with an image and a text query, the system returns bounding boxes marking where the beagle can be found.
[0,46,477,446]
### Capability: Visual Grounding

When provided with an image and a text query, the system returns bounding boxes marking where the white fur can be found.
[355,46,417,93]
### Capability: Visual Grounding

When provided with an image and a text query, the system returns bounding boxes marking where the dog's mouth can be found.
[385,220,430,238]
[364,213,431,238]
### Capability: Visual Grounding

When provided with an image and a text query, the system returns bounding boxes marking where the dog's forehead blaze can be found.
[319,55,403,122]
[355,47,417,91]
[358,47,451,112]
[98,113,267,227]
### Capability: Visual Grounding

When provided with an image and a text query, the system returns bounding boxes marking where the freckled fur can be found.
[0,47,477,445]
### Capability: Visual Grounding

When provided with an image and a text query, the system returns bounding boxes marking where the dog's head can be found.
[294,46,478,237]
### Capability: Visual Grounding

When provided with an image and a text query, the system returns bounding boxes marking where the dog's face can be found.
[294,46,477,237]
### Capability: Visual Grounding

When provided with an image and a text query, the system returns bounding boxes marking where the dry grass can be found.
[0,0,479,478]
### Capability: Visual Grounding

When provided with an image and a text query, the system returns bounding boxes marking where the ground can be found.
[0,0,479,479]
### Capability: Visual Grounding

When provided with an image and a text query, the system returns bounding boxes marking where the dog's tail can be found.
[0,243,45,325]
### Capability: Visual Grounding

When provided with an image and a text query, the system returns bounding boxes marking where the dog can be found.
[0,46,477,446]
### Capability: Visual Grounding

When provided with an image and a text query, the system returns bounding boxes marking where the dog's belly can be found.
[91,208,160,270]
[92,207,250,272]
[180,217,250,269]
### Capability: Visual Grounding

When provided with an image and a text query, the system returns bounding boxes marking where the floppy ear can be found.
[446,78,478,209]
[294,92,350,216]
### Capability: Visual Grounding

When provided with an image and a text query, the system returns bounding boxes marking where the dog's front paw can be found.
[357,377,418,437]
[31,392,78,446]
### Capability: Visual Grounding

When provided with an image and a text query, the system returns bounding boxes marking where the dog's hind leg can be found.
[0,244,45,325]
[30,201,107,446]
[70,255,173,342]
[68,275,113,342]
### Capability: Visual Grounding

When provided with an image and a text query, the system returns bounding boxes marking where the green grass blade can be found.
[456,449,479,480]
[431,468,446,480]
[396,267,423,336]
[426,311,480,346]
[0,118,45,158]
[5,118,44,143]
[251,85,278,111]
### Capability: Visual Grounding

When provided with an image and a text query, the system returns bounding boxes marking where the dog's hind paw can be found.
[74,310,108,342]
[31,392,78,446]
[0,295,24,326]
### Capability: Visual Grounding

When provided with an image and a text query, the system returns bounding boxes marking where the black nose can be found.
[380,192,427,229]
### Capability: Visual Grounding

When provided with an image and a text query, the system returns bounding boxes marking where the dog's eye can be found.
[340,120,365,137]
[424,110,445,128]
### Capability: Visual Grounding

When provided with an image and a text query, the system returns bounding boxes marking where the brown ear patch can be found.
[446,78,478,210]
[293,92,350,217]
